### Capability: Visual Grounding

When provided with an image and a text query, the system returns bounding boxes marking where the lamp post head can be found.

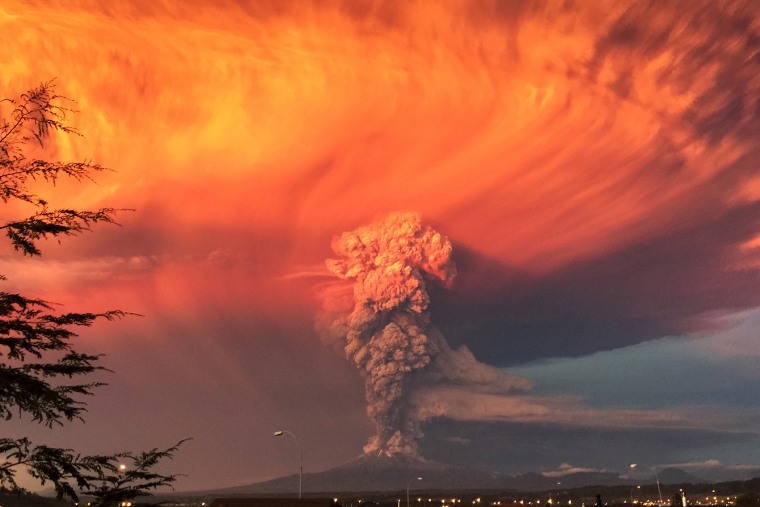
[407,476,422,486]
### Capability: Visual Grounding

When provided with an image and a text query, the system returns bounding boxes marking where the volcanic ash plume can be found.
[321,211,457,456]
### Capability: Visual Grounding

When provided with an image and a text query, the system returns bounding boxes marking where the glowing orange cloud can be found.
[4,0,757,283]
[3,0,760,491]
[1,0,757,360]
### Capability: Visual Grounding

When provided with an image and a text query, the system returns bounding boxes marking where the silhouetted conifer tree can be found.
[0,80,187,506]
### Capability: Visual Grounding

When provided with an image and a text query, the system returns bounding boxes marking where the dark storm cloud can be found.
[585,0,760,143]
[421,0,760,367]
[433,198,760,366]
[420,419,758,474]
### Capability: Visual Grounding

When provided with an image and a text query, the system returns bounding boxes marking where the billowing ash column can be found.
[322,211,456,456]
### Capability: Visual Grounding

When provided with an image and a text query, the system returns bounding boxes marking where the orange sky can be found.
[5,0,758,281]
[2,0,760,492]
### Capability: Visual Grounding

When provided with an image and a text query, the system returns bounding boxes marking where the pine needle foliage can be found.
[0,81,186,506]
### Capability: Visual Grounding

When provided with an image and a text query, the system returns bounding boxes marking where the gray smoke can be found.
[319,211,457,456]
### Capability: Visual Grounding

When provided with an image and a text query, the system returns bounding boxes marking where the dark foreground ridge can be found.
[7,473,760,507]
[211,498,337,507]
[176,454,760,496]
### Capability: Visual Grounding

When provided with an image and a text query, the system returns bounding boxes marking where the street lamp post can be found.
[630,464,662,503]
[274,430,302,499]
[631,485,641,504]
[407,477,422,507]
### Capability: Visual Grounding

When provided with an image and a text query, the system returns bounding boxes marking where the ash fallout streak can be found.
[318,211,530,457]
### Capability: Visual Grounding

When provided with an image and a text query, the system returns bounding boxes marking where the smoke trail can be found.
[321,211,457,456]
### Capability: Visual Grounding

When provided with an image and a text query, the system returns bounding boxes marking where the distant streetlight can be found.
[630,464,662,503]
[274,430,302,498]
[631,485,641,504]
[407,477,422,507]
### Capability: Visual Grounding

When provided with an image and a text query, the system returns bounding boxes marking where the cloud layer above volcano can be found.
[2,0,760,491]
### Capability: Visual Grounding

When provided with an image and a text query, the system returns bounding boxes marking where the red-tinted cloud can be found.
[3,0,760,490]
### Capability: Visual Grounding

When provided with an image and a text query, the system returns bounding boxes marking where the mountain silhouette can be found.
[188,454,628,495]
